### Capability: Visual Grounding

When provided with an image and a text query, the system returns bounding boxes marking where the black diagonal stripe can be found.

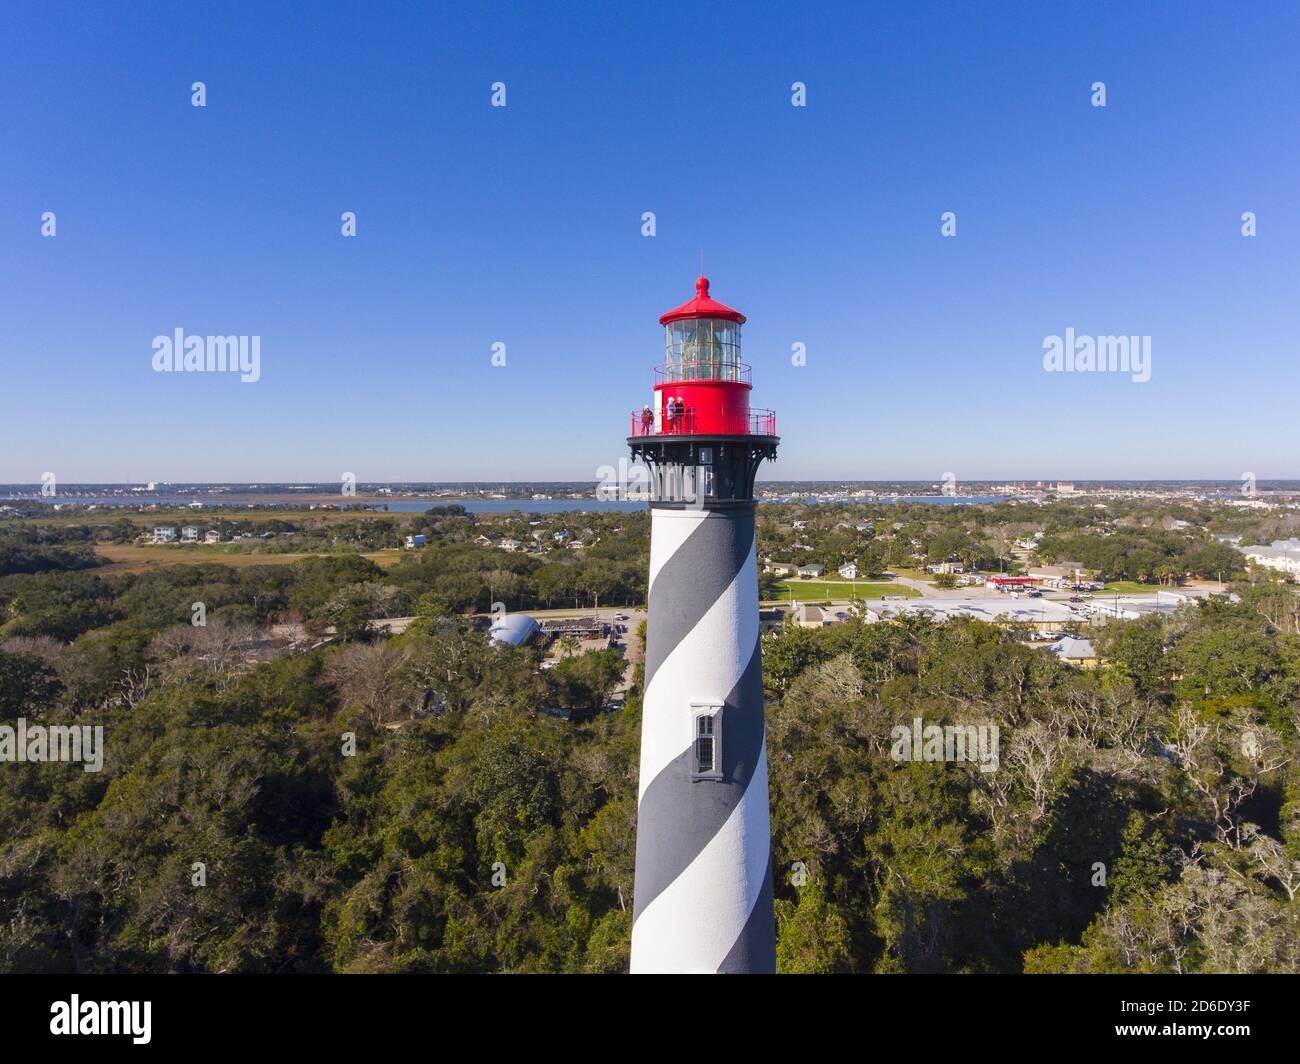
[632,629,765,921]
[717,852,776,974]
[642,504,755,695]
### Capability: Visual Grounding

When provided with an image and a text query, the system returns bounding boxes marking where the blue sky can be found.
[2,0,1298,483]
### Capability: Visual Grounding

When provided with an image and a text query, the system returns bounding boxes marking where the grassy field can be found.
[93,544,405,573]
[1098,581,1165,595]
[768,580,922,602]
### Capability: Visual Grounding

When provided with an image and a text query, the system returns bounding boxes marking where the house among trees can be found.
[153,526,176,543]
[797,563,826,578]
[1047,636,1098,668]
[793,604,850,628]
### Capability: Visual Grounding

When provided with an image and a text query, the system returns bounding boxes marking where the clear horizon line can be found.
[5,478,1300,488]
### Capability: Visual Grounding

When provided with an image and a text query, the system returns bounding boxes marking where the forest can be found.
[1,501,1298,972]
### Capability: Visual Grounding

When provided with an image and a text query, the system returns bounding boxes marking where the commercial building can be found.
[1242,540,1300,577]
[538,617,609,640]
[1088,592,1190,619]
[862,596,1081,632]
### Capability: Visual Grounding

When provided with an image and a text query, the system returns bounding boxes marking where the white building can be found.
[180,525,199,543]
[204,530,222,544]
[838,562,861,579]
[862,596,1082,632]
[488,613,540,646]
[1088,592,1189,619]
[1242,540,1300,576]
[153,526,176,543]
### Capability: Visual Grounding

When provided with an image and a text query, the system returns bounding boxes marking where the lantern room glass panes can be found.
[663,318,744,382]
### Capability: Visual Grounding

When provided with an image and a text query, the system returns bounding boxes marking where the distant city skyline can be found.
[4,1,1299,482]
[6,477,1300,492]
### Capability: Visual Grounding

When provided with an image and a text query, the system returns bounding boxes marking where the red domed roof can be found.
[658,276,747,326]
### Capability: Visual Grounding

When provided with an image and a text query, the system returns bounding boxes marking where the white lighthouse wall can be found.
[635,508,758,802]
[630,505,776,973]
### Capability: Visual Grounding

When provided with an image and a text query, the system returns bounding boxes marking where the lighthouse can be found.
[627,276,779,974]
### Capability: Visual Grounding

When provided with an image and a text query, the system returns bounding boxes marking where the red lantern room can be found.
[628,276,778,504]
[630,277,776,438]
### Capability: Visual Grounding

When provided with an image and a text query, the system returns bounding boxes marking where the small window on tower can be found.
[691,703,723,780]
[696,716,714,771]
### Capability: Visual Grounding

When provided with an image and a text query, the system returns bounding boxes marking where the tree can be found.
[776,879,853,973]
[323,641,416,728]
[0,650,62,716]
[577,567,617,609]
[1092,614,1171,696]
[549,649,625,723]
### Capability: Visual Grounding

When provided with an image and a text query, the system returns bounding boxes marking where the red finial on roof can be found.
[659,275,747,326]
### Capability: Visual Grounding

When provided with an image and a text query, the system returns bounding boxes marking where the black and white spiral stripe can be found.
[630,503,776,974]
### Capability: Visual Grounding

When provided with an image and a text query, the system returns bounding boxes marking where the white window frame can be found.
[690,701,724,781]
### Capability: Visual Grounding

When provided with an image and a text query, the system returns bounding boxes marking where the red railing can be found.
[629,408,776,437]
[631,409,696,436]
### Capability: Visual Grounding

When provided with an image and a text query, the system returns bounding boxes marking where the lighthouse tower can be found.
[627,277,779,974]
